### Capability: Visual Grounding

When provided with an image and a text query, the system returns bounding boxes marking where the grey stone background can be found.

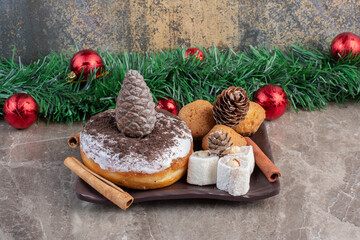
[0,0,359,63]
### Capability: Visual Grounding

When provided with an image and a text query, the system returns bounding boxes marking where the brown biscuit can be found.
[233,101,265,136]
[179,100,216,140]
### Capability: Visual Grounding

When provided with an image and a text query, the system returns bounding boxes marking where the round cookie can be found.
[178,100,216,140]
[233,101,265,136]
[202,125,247,150]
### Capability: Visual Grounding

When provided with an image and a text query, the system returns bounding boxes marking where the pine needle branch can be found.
[1,44,359,123]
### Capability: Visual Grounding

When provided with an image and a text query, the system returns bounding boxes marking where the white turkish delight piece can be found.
[216,146,255,196]
[187,150,219,186]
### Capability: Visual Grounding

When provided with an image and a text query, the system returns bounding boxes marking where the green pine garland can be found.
[0,43,359,123]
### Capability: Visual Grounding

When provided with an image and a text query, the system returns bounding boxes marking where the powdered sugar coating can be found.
[80,109,192,174]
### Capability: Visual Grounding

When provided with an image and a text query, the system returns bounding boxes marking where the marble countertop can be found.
[0,102,359,240]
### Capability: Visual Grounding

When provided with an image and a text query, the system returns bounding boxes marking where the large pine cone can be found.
[115,70,156,138]
[213,87,249,127]
[208,130,233,157]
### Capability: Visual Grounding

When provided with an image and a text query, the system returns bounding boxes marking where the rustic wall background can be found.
[0,0,358,63]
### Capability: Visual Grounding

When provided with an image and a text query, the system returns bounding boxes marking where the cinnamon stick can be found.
[64,157,134,210]
[68,133,80,148]
[245,137,281,183]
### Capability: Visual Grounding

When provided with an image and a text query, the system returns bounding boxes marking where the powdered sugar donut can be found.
[80,108,193,190]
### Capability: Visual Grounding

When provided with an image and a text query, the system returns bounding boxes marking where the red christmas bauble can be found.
[3,93,38,129]
[330,32,360,60]
[70,49,105,79]
[185,48,205,60]
[156,98,179,115]
[253,85,288,120]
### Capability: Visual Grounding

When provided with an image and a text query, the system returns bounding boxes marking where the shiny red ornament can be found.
[156,98,179,115]
[70,49,105,80]
[330,32,360,60]
[253,85,288,120]
[3,93,38,129]
[185,48,205,60]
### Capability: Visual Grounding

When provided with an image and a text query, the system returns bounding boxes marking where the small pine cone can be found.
[208,130,233,157]
[115,70,156,138]
[213,86,249,127]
